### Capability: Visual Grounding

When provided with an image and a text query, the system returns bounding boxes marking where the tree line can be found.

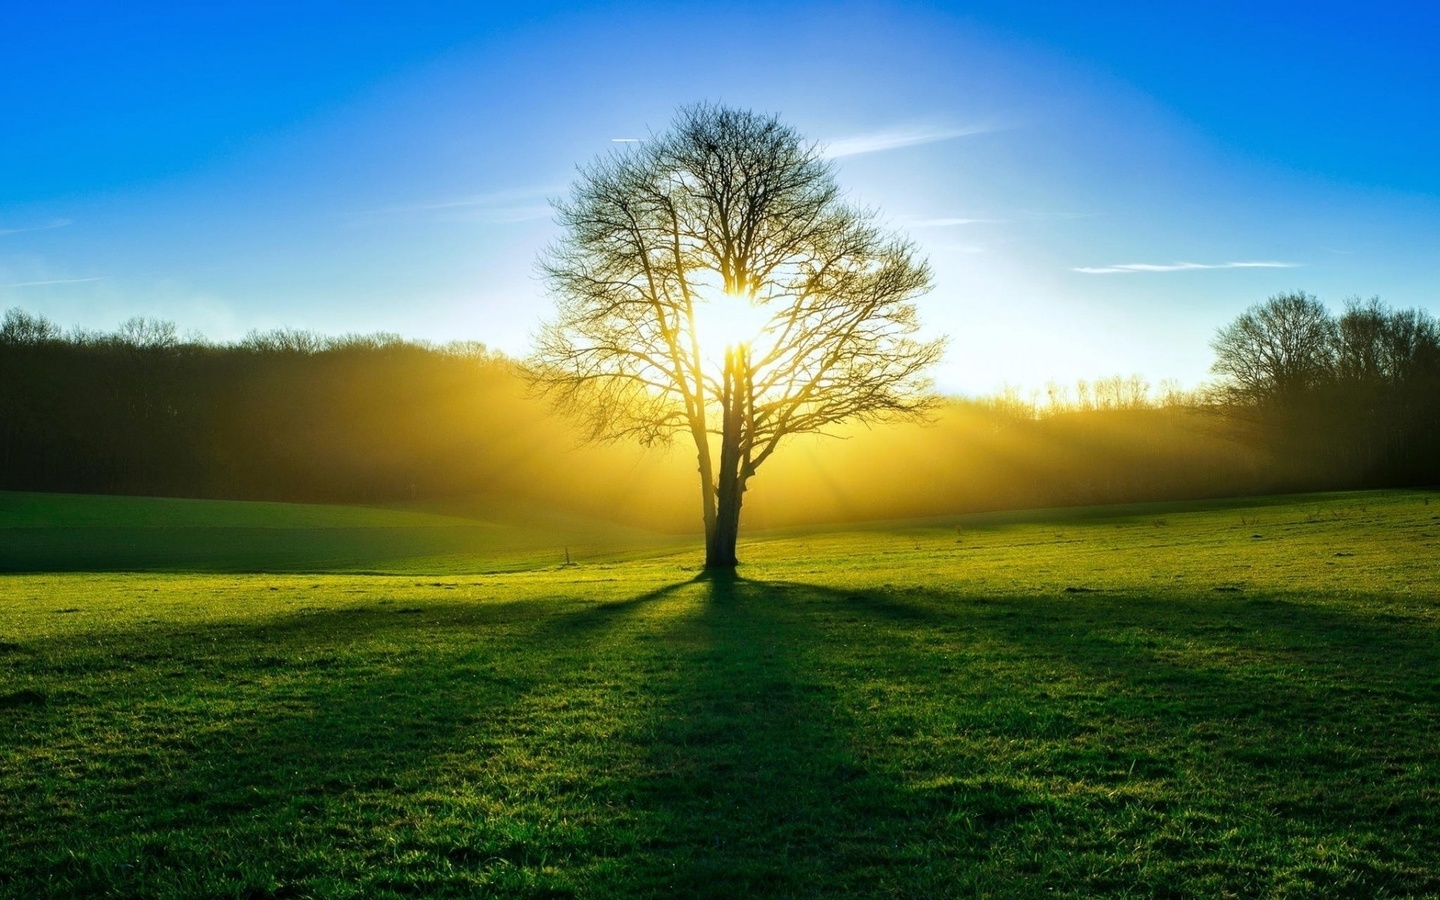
[1208,291,1440,488]
[1,291,1435,530]
[0,309,541,503]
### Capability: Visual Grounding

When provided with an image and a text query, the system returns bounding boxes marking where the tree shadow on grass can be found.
[0,580,698,898]
[0,524,598,574]
[588,576,1440,897]
[584,573,1033,896]
[6,574,1440,897]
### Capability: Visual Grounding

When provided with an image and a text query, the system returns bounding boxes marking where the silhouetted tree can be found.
[115,316,180,350]
[1334,298,1440,480]
[1208,291,1440,487]
[530,104,943,567]
[240,327,328,354]
[1210,291,1336,404]
[1336,297,1440,388]
[0,308,61,345]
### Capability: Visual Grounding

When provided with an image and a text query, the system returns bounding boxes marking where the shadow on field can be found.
[6,573,1440,896]
[2,584,690,896]
[598,574,1440,896]
[596,571,1048,896]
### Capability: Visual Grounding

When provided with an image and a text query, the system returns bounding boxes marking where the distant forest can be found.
[2,292,1436,530]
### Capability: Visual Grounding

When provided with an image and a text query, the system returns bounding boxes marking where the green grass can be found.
[3,489,1439,897]
[0,491,679,573]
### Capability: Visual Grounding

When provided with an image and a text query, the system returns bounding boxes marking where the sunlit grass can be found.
[2,489,1438,896]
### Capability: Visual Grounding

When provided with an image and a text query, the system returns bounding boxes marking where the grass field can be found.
[0,491,679,574]
[3,489,1439,897]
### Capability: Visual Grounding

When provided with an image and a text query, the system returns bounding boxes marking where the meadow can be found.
[2,489,1439,897]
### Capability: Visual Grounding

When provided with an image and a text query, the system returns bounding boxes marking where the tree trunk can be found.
[707,473,743,567]
[695,427,718,556]
[705,346,749,568]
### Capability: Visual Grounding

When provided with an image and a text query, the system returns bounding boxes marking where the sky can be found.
[2,0,1437,396]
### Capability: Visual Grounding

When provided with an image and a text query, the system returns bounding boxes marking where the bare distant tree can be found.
[1043,380,1070,411]
[1210,291,1336,404]
[530,104,944,568]
[1157,378,1192,408]
[1337,296,1440,387]
[115,316,180,350]
[241,328,329,355]
[0,308,61,345]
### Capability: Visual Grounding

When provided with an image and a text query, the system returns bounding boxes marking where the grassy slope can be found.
[2,489,1439,897]
[0,491,681,573]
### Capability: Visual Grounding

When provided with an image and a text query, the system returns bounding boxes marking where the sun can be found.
[691,291,774,362]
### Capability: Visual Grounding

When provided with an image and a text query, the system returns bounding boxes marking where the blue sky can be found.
[3,1,1437,395]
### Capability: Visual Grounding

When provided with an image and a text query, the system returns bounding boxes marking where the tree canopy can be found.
[1210,291,1337,404]
[529,103,944,567]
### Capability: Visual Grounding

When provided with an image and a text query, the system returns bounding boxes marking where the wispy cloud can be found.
[1014,209,1103,221]
[824,123,994,158]
[0,218,73,237]
[1072,261,1301,275]
[933,243,987,254]
[365,187,560,225]
[3,276,103,288]
[899,216,1000,228]
[901,210,1099,229]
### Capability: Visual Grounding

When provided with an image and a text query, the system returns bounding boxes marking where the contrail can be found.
[3,276,103,287]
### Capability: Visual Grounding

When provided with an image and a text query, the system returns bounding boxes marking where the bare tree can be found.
[1210,291,1336,404]
[115,316,180,350]
[0,308,62,345]
[530,104,944,568]
[241,328,329,355]
[1337,296,1440,388]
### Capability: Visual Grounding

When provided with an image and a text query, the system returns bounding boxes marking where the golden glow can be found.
[691,291,773,362]
[513,396,1258,533]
